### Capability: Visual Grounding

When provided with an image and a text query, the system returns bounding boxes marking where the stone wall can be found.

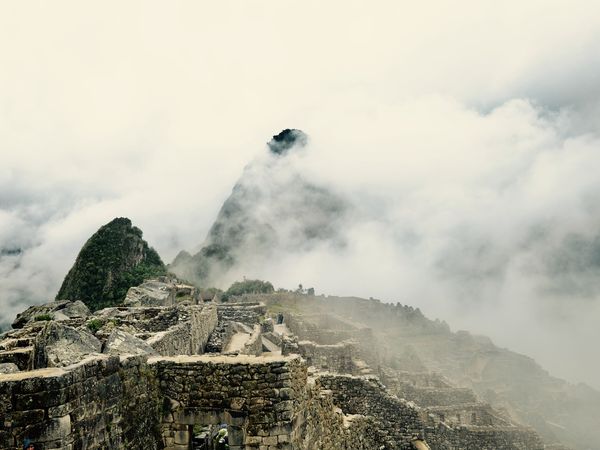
[297,380,382,450]
[393,384,478,407]
[283,314,354,345]
[0,348,539,450]
[189,305,218,354]
[262,332,282,347]
[154,354,306,450]
[147,305,217,356]
[0,347,32,372]
[205,304,265,354]
[425,403,512,427]
[1,354,315,450]
[0,354,161,450]
[283,313,380,370]
[381,370,452,389]
[151,353,392,450]
[318,373,424,449]
[217,303,266,326]
[204,322,234,354]
[425,423,545,450]
[296,340,359,374]
[0,323,47,371]
[242,325,263,357]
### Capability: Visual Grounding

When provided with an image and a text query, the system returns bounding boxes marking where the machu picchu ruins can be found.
[1,273,595,449]
[6,1,600,448]
[3,125,600,449]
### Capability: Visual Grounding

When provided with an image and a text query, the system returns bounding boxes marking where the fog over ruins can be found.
[2,2,600,449]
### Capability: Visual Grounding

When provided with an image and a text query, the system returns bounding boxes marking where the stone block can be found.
[245,435,262,445]
[24,415,71,443]
[278,388,293,399]
[262,435,278,445]
[173,430,189,445]
[48,400,78,418]
[7,408,44,427]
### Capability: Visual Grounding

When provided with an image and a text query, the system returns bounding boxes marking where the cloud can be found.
[1,0,600,391]
[211,97,600,389]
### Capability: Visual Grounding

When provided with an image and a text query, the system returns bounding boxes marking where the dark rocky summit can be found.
[170,129,347,286]
[56,217,166,311]
[267,128,308,156]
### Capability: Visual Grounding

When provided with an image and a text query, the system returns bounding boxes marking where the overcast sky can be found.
[2,1,600,388]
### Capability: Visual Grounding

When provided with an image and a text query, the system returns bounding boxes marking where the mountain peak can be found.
[267,128,308,156]
[56,217,166,311]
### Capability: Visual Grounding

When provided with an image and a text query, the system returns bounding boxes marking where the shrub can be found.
[34,314,53,322]
[225,279,274,298]
[86,318,104,333]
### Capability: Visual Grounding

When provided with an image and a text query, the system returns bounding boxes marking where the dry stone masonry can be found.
[0,284,566,449]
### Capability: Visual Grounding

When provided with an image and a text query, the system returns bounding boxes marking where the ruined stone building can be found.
[0,279,577,449]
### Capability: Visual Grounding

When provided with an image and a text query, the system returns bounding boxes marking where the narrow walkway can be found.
[274,323,291,337]
[225,332,250,353]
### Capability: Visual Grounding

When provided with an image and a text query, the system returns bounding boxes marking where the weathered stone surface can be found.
[124,280,174,307]
[0,347,32,371]
[123,278,198,307]
[33,322,102,368]
[59,300,91,320]
[0,362,19,373]
[146,305,217,356]
[0,354,159,449]
[11,300,91,329]
[103,329,157,356]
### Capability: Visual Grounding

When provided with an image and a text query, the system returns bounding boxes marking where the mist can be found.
[2,1,600,391]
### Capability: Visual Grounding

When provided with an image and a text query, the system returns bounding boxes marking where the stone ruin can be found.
[0,279,551,449]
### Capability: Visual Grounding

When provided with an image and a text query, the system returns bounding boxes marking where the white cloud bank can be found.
[1,1,600,388]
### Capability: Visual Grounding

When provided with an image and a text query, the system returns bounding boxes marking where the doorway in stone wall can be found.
[189,423,244,450]
[188,423,245,450]
[190,423,214,449]
[165,408,246,450]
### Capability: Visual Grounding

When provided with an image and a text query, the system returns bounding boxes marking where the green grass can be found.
[86,318,104,333]
[34,314,54,321]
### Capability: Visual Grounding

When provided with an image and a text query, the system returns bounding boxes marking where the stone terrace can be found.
[0,292,555,449]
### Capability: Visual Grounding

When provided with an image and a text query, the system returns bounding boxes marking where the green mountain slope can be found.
[56,217,166,311]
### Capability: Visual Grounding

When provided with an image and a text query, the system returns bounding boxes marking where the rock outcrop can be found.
[33,321,102,368]
[102,329,157,356]
[56,217,166,311]
[123,277,198,307]
[12,300,90,329]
